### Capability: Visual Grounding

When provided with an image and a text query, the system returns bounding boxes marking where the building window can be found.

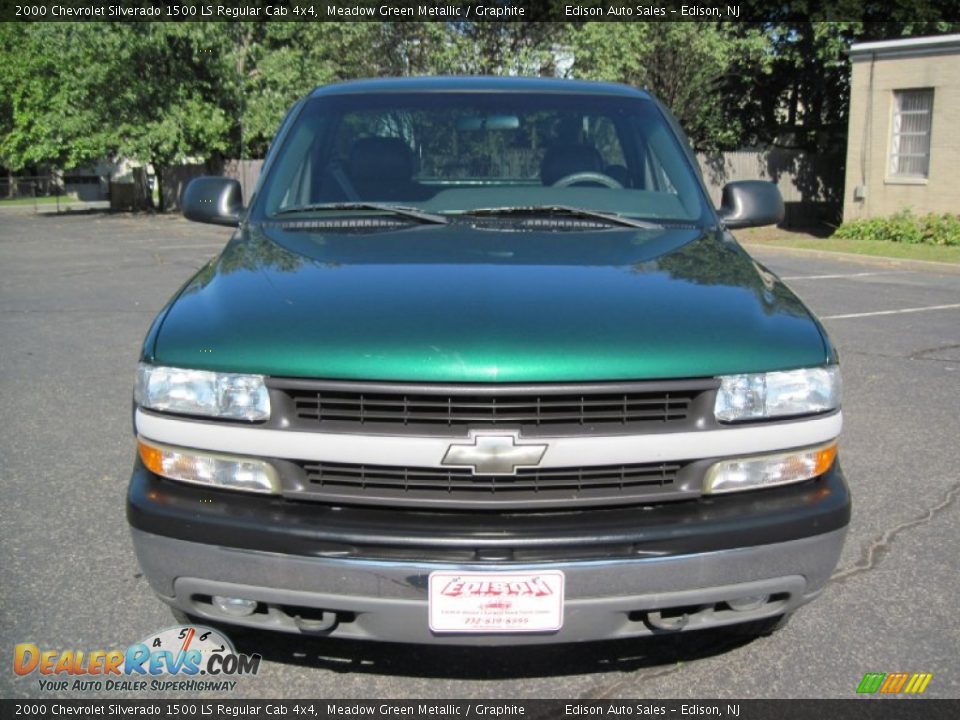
[889,89,934,179]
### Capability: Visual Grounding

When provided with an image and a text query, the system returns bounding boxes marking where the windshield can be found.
[255,91,709,224]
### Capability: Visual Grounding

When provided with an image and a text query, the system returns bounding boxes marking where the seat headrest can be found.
[540,144,604,185]
[349,137,413,181]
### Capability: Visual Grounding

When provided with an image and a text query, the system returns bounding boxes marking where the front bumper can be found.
[128,459,850,645]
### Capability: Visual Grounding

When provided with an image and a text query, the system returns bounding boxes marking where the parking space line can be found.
[156,244,227,251]
[823,303,960,320]
[781,271,904,281]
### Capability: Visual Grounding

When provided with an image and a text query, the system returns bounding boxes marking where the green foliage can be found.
[0,23,122,170]
[449,22,565,76]
[718,5,960,151]
[834,211,960,246]
[112,25,235,166]
[238,23,387,156]
[0,21,236,210]
[3,16,960,195]
[568,23,769,150]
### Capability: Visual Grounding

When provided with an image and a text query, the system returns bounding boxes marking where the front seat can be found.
[540,144,605,186]
[348,137,430,201]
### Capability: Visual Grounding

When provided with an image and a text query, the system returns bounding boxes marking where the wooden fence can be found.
[161,159,264,211]
[697,149,844,227]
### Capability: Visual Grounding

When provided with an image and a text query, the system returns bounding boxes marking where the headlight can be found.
[704,441,837,494]
[714,366,840,422]
[135,363,270,422]
[138,438,279,494]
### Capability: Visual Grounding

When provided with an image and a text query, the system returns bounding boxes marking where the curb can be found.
[741,242,960,275]
[0,202,110,214]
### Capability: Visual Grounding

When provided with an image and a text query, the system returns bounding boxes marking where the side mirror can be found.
[718,180,784,229]
[182,176,243,226]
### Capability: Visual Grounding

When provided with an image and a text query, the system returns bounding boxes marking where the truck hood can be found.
[146,223,831,382]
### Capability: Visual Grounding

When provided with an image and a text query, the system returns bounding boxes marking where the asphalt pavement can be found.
[1,212,957,699]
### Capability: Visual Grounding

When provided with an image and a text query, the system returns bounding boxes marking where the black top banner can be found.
[2,0,960,23]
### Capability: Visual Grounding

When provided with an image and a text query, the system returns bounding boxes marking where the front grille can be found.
[290,459,687,509]
[269,379,716,434]
[293,391,691,425]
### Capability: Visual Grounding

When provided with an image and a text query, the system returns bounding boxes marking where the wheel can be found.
[551,171,623,189]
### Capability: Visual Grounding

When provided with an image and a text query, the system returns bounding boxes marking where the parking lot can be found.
[1,211,958,699]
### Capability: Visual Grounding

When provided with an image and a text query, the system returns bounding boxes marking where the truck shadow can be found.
[223,624,763,679]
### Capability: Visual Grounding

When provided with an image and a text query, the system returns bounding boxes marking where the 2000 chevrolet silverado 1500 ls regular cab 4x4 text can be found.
[128,77,849,644]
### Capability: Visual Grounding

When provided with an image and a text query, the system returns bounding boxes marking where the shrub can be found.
[834,210,960,246]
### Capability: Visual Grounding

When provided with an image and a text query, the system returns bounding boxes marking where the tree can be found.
[567,23,768,150]
[719,6,960,151]
[108,24,235,210]
[445,22,566,75]
[5,15,960,211]
[0,23,235,209]
[237,23,387,157]
[0,23,120,171]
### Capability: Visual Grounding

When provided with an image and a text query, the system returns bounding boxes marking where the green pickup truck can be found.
[128,77,848,644]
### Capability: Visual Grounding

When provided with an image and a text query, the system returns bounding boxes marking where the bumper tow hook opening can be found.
[646,610,690,632]
[292,610,339,634]
[644,604,710,632]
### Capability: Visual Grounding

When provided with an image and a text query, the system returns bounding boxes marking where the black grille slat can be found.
[305,474,675,491]
[303,464,676,482]
[294,460,684,508]
[294,409,688,424]
[298,396,689,410]
[285,390,697,427]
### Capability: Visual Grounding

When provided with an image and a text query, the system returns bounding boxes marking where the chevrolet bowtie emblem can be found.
[442,432,548,476]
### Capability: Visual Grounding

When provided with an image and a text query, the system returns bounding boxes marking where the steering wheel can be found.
[551,172,623,189]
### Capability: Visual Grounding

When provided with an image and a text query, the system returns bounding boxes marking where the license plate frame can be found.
[428,570,565,634]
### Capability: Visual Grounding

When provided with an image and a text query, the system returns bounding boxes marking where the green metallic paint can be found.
[146,224,832,382]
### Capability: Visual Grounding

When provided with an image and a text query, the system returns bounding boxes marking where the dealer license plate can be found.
[428,571,565,633]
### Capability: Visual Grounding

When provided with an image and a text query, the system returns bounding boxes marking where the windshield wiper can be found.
[275,202,448,225]
[459,205,663,230]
